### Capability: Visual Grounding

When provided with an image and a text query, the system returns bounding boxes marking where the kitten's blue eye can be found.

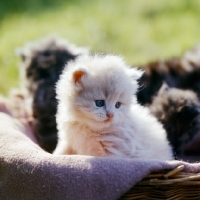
[95,100,105,107]
[115,102,121,109]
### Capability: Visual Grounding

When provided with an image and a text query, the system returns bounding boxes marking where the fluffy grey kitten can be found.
[54,54,172,160]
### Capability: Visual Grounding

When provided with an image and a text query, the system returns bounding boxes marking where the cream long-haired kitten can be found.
[53,54,172,160]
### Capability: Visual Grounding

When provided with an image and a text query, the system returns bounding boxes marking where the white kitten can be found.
[54,54,172,160]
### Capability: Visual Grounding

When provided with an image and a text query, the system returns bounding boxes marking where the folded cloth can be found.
[0,113,200,200]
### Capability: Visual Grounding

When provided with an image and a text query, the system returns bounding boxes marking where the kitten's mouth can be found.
[104,119,111,123]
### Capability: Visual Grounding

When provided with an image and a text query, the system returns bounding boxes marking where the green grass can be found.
[1,0,200,95]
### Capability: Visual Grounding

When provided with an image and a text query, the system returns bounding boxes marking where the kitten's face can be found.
[18,36,88,86]
[60,55,143,130]
[74,85,129,128]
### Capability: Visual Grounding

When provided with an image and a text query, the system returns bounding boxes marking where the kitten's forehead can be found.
[81,72,133,103]
[84,58,131,83]
[65,54,139,98]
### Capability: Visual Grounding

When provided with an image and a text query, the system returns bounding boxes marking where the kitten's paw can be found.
[53,144,75,155]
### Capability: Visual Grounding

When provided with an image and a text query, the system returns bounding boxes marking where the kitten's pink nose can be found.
[106,113,114,119]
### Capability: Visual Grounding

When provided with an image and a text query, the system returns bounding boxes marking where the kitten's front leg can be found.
[94,141,108,157]
[81,136,108,157]
[98,134,130,157]
[53,140,75,155]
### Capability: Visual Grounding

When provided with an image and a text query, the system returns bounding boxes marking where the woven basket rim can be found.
[137,165,200,186]
[120,165,200,200]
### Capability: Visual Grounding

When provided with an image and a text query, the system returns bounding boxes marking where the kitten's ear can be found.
[129,68,144,80]
[158,82,170,95]
[72,69,87,89]
[15,48,27,62]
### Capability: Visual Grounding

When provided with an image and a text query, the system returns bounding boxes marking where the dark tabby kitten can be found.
[18,35,88,152]
[137,44,200,105]
[149,84,200,159]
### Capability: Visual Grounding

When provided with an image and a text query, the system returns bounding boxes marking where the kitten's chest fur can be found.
[63,121,135,158]
[54,107,172,160]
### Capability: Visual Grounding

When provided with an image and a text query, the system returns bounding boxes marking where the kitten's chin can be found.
[104,119,111,123]
[85,118,112,131]
[76,112,113,130]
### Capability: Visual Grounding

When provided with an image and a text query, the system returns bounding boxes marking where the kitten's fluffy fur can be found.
[137,44,200,105]
[136,45,200,160]
[149,84,200,158]
[18,35,88,152]
[54,54,172,160]
[17,35,88,96]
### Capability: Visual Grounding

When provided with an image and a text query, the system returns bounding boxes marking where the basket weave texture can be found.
[121,165,200,200]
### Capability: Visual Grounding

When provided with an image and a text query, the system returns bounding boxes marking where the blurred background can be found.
[1,0,200,95]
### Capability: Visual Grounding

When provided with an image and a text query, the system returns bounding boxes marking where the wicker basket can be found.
[120,165,200,200]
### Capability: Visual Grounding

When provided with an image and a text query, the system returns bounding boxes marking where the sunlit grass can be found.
[1,0,200,95]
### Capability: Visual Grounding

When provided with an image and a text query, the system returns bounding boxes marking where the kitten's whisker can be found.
[137,84,146,92]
